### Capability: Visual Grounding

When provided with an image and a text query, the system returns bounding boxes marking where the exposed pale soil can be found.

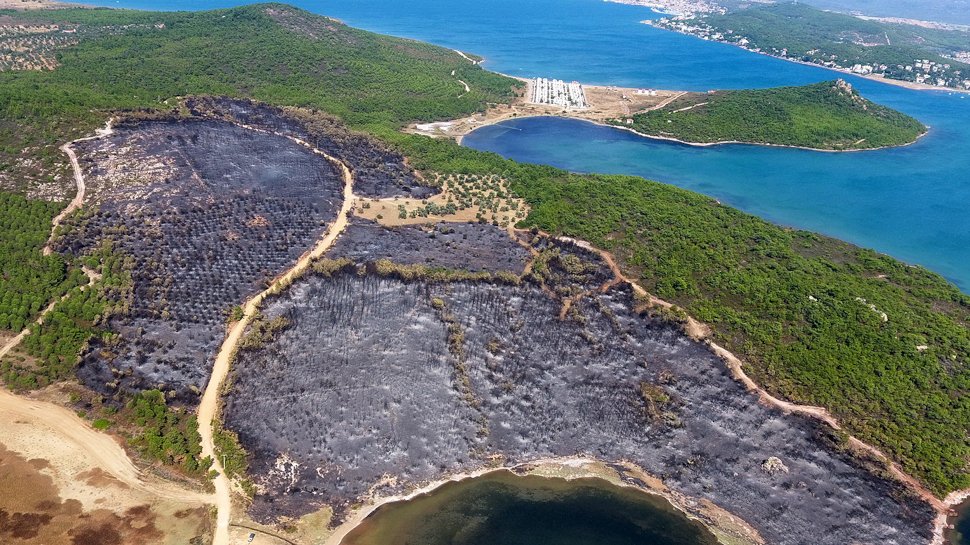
[33,97,960,545]
[354,172,528,229]
[0,388,211,545]
[198,140,355,545]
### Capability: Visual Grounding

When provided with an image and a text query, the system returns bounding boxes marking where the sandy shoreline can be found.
[937,489,970,545]
[418,106,927,153]
[455,113,929,153]
[411,74,926,152]
[597,117,931,152]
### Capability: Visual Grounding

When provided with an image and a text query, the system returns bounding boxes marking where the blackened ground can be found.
[186,97,434,199]
[225,274,480,519]
[224,271,934,545]
[328,218,530,273]
[58,119,344,403]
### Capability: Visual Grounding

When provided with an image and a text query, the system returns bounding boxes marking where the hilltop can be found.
[612,80,927,150]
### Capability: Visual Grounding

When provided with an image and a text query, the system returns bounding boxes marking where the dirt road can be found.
[196,136,356,545]
[552,231,960,533]
[44,119,114,256]
[0,387,212,503]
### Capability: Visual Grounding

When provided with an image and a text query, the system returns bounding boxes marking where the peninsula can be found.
[611,79,928,150]
[413,76,927,151]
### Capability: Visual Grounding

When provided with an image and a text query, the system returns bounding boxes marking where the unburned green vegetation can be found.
[664,2,970,90]
[616,80,926,150]
[128,389,210,474]
[0,3,519,193]
[0,192,85,332]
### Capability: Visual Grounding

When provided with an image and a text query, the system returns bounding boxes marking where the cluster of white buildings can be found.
[605,0,725,17]
[530,78,588,109]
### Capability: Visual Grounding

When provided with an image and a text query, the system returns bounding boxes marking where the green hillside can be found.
[615,80,926,150]
[0,3,520,193]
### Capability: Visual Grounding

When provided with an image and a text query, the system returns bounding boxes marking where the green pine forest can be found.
[616,81,927,150]
[0,4,967,496]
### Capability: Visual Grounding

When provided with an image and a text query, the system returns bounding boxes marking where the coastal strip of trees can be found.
[615,81,927,150]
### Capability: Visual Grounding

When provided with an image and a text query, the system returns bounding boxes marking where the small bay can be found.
[341,470,720,545]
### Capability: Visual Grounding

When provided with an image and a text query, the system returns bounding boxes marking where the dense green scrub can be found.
[685,2,970,88]
[127,389,209,474]
[615,81,927,150]
[0,3,966,496]
[0,193,85,332]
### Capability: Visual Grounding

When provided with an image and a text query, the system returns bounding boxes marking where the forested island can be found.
[651,2,970,91]
[612,79,927,149]
[0,3,967,545]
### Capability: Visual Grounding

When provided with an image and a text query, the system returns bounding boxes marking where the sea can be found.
[340,471,719,545]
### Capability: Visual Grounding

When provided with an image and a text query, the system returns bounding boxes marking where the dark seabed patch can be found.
[947,499,970,545]
[342,471,719,545]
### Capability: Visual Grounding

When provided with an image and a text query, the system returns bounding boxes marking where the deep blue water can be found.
[82,0,970,290]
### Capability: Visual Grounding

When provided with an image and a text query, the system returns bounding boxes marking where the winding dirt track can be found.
[26,116,965,545]
[0,387,213,504]
[44,120,114,256]
[0,266,209,506]
[453,49,481,65]
[0,123,214,507]
[196,133,356,545]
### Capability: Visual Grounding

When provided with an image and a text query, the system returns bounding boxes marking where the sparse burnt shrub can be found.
[239,314,291,352]
[222,268,935,544]
[530,238,613,297]
[63,117,346,404]
[328,218,529,274]
[185,97,432,198]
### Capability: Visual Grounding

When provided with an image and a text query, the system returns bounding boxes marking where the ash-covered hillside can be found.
[222,226,934,545]
[53,99,430,404]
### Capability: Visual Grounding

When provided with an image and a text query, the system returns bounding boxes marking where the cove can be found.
[462,115,970,291]
[340,470,720,545]
[949,501,970,545]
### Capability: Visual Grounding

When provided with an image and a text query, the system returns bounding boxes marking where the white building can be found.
[530,78,589,109]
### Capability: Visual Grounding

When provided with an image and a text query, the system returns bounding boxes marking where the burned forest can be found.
[223,226,935,545]
[44,97,938,545]
[52,99,430,404]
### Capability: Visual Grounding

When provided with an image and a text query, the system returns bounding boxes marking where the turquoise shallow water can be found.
[83,0,970,291]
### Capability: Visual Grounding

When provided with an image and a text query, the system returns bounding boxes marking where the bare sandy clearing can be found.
[0,390,211,545]
[354,173,527,230]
